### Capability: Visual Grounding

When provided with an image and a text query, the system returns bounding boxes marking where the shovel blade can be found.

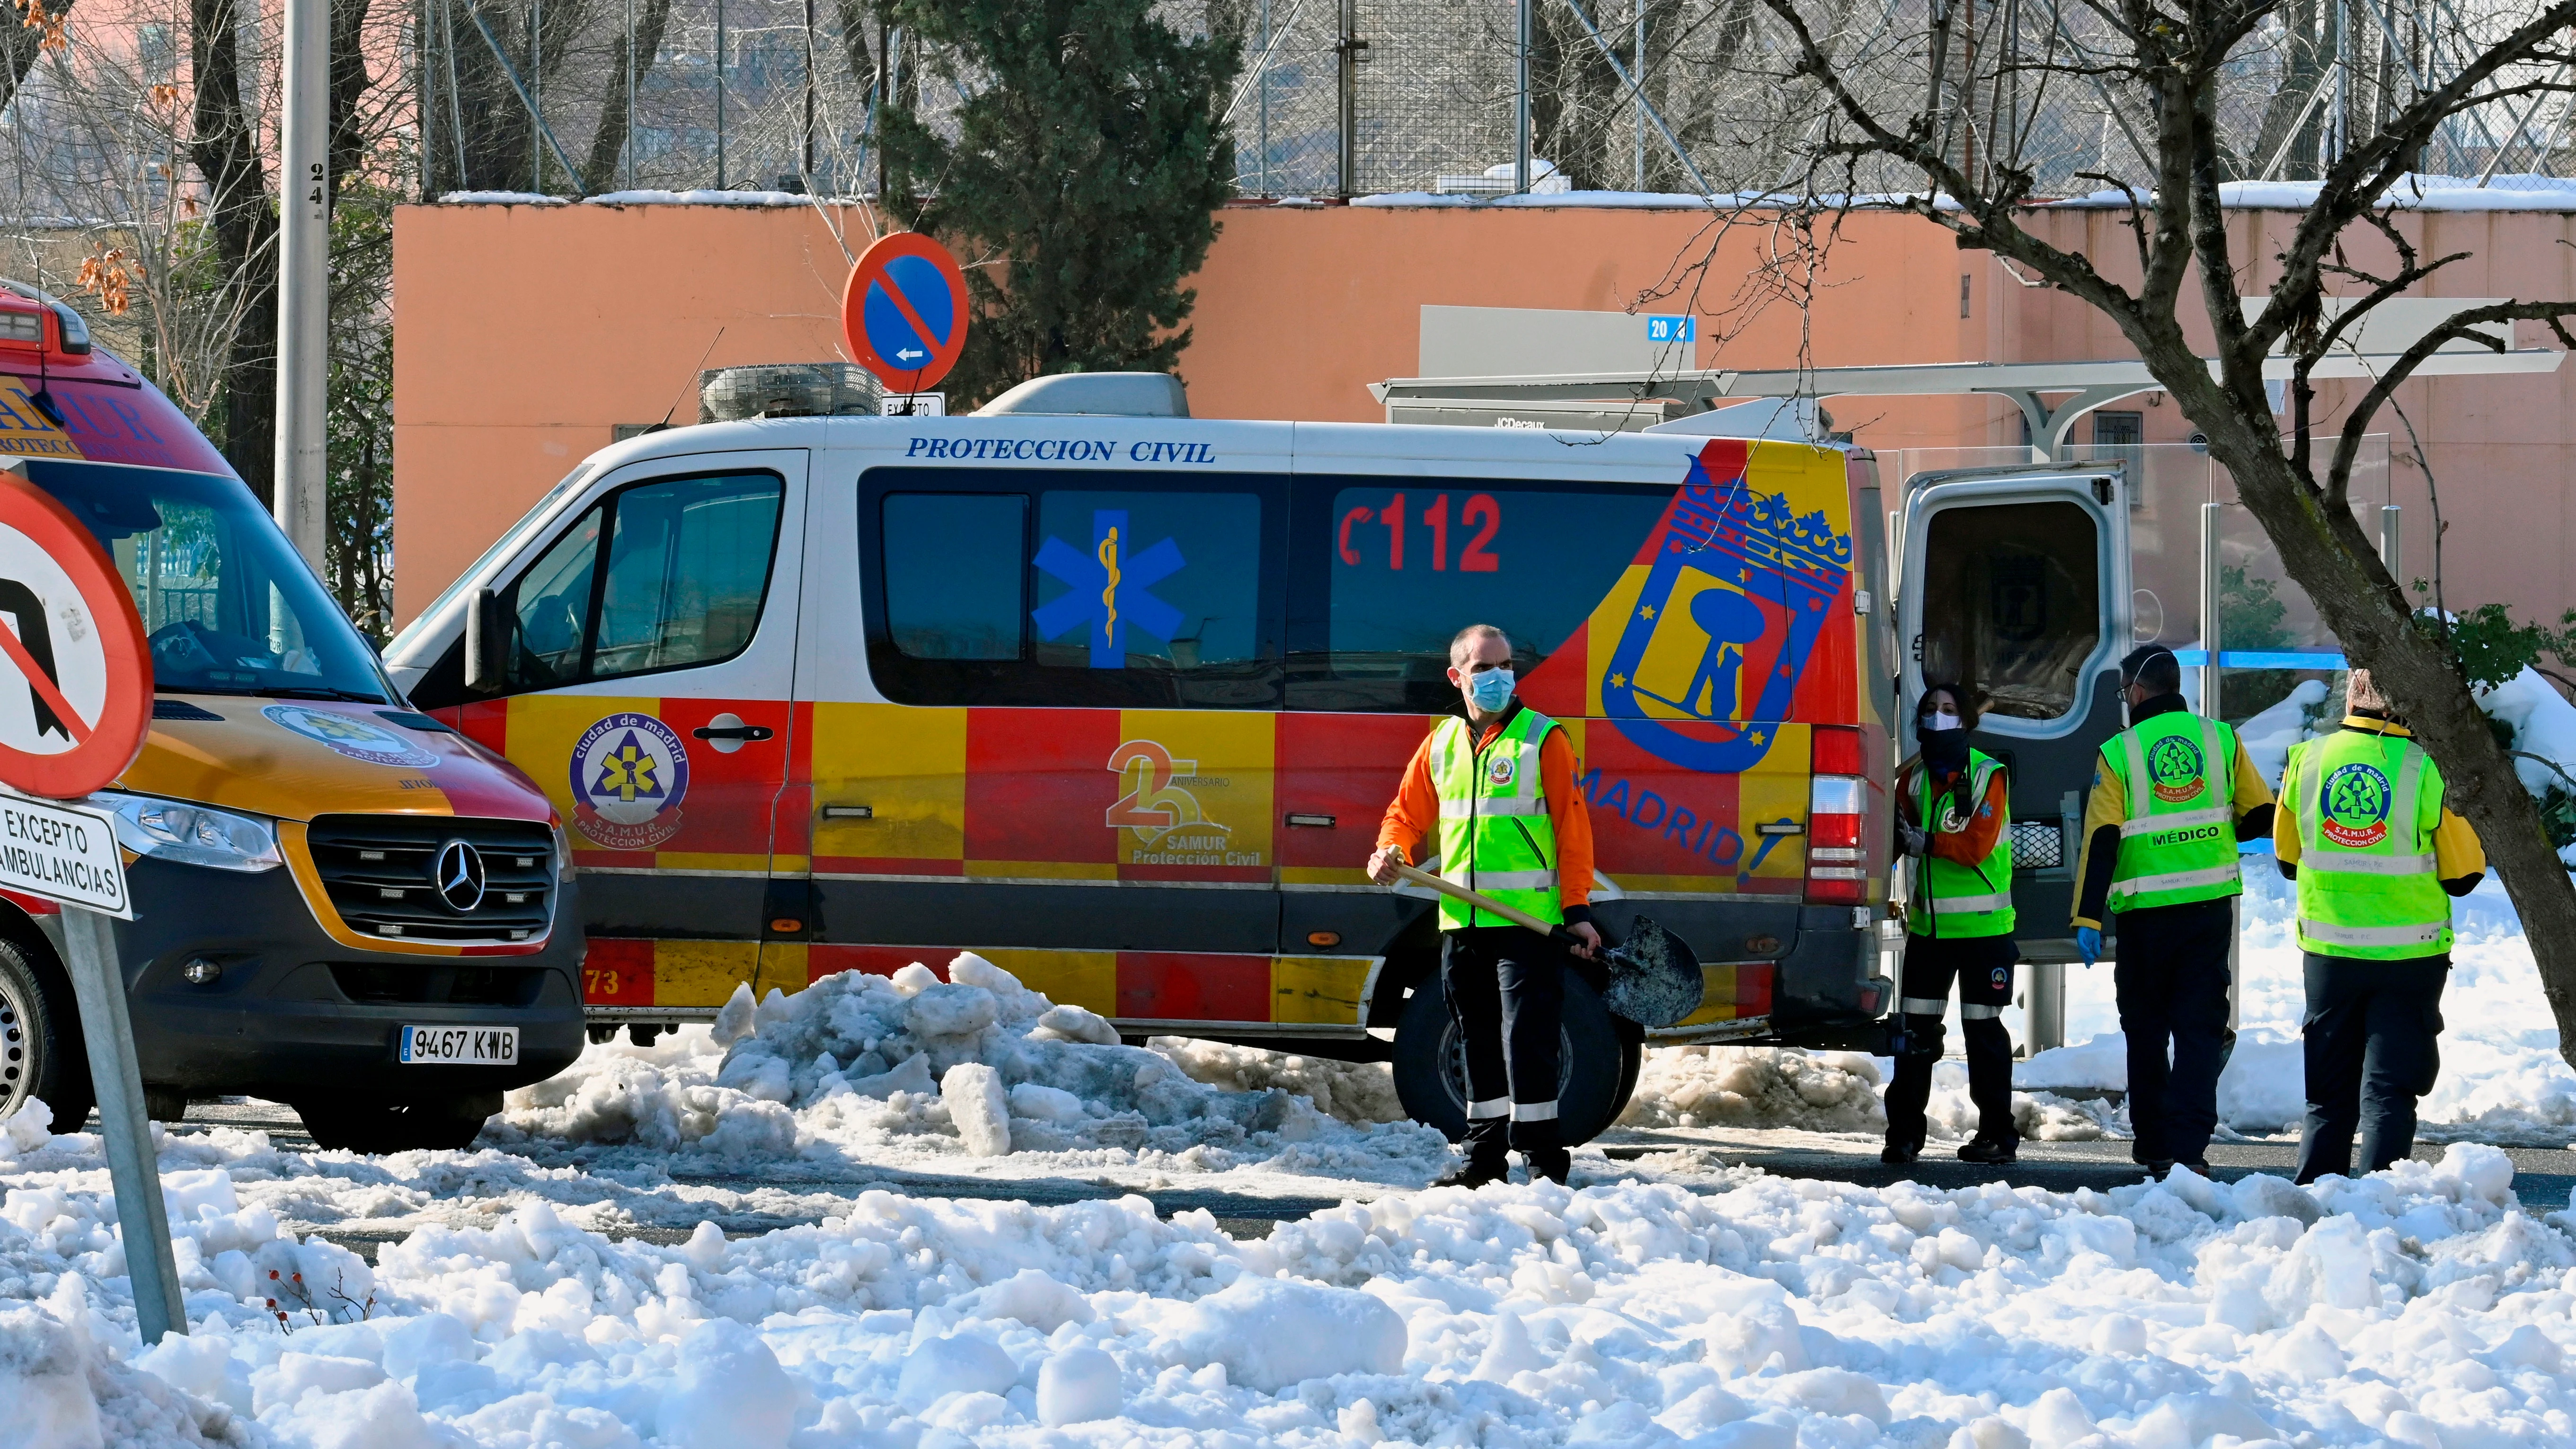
[1600,915,1704,1027]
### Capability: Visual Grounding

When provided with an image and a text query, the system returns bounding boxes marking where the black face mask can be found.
[1919,726,1969,775]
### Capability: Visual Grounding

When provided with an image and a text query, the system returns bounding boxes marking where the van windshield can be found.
[17,459,392,702]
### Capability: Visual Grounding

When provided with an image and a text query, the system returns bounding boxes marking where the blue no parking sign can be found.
[842,231,971,392]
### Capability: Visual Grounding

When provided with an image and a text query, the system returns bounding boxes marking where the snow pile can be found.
[2478,665,2576,865]
[1147,1038,1408,1125]
[495,953,1450,1175]
[16,1094,2576,1448]
[0,1279,239,1447]
[1619,1045,1885,1132]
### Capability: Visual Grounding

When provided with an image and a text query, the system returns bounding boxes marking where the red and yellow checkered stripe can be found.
[581,938,1376,1025]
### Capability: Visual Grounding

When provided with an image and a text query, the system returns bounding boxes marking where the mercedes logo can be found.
[432,840,487,913]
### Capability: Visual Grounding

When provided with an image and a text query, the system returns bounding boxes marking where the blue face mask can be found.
[1466,668,1515,712]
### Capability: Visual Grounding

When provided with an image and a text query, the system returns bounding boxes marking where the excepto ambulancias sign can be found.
[0,787,128,916]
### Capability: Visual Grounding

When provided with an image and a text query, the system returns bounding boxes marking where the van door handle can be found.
[692,712,775,753]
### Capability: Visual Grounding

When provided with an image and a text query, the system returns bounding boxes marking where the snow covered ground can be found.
[7,750,2576,1443]
[7,1101,2576,1449]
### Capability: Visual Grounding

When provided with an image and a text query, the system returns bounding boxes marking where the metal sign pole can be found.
[274,0,329,573]
[59,904,183,1344]
[0,481,167,1343]
[2197,502,2223,714]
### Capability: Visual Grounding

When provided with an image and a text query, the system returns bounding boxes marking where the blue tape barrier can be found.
[2171,649,2348,670]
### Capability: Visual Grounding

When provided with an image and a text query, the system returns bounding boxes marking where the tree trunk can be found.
[582,0,672,189]
[0,0,76,116]
[2245,0,2327,178]
[451,0,535,191]
[328,0,374,197]
[190,0,279,500]
[2159,367,2576,1075]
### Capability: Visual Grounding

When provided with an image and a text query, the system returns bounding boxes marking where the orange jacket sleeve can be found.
[1928,768,2009,866]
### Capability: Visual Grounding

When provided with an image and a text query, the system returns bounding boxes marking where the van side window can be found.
[883,493,1027,659]
[493,471,785,693]
[507,505,603,689]
[592,475,785,676]
[864,469,1280,708]
[1288,479,1671,712]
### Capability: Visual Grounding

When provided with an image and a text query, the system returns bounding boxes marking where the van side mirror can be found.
[464,587,507,693]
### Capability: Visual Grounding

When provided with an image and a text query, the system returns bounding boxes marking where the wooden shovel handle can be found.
[1387,859,1570,940]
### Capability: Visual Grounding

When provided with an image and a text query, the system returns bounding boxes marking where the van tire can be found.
[1390,972,1638,1147]
[0,935,91,1129]
[295,1094,501,1154]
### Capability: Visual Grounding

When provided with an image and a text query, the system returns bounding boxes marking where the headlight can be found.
[90,794,282,872]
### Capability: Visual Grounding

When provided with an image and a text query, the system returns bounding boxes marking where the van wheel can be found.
[0,936,91,1128]
[1390,972,1638,1147]
[294,1093,500,1153]
[1613,1016,1647,1114]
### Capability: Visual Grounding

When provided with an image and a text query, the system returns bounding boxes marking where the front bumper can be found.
[51,854,586,1099]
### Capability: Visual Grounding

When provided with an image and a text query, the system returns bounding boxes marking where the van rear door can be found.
[1894,464,2131,953]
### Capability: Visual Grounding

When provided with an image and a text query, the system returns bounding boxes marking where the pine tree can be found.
[885,0,1237,406]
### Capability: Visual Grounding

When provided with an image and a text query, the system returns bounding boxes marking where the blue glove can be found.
[2076,926,2102,966]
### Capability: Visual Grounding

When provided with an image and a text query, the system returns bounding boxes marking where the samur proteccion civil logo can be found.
[1486,751,1518,788]
[2147,733,2207,804]
[2319,760,2395,848]
[568,712,691,851]
[261,704,440,769]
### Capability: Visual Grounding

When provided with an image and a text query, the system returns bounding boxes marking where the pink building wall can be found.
[391,199,2576,627]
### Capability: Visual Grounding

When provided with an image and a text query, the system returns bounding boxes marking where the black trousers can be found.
[1883,932,2018,1150]
[1443,926,1566,1159]
[2111,899,2235,1168]
[2296,952,2448,1184]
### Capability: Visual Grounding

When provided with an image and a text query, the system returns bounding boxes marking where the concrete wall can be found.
[391,198,2576,626]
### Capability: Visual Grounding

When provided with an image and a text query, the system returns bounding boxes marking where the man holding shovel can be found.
[1368,623,1600,1187]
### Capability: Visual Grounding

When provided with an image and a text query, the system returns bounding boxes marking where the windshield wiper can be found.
[262,685,388,704]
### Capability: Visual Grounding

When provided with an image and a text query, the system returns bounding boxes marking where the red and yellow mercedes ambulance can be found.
[387,381,1900,1142]
[0,284,584,1151]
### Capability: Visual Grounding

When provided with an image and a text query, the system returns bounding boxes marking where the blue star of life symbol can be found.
[591,729,668,804]
[1031,508,1186,668]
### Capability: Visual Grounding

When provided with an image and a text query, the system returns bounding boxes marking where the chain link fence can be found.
[416,0,2572,202]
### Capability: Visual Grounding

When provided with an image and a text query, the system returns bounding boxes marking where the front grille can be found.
[306,814,555,944]
[2010,820,2065,870]
[330,963,546,1006]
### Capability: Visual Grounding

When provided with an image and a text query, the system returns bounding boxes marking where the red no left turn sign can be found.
[0,473,150,799]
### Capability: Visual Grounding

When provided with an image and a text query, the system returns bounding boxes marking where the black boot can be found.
[1511,1118,1567,1186]
[1434,1156,1509,1189]
[1437,1119,1511,1188]
[1880,1141,1920,1166]
[1957,1136,2018,1165]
